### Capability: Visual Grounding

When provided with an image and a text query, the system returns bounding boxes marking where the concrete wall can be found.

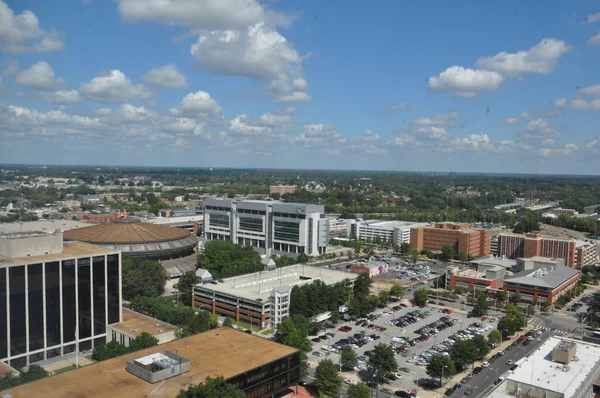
[0,232,63,258]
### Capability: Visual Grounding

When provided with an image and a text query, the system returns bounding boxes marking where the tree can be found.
[407,246,420,265]
[297,252,309,264]
[177,376,245,398]
[378,290,390,306]
[389,284,405,298]
[368,343,398,380]
[456,252,469,262]
[495,290,507,302]
[223,317,235,328]
[315,359,341,398]
[353,272,372,297]
[471,334,489,360]
[341,347,358,370]
[122,257,167,300]
[270,192,281,200]
[347,382,371,398]
[129,332,159,351]
[274,317,311,352]
[440,244,457,261]
[426,355,456,381]
[472,294,489,316]
[91,340,130,361]
[488,329,502,345]
[197,240,262,278]
[399,243,412,254]
[413,288,429,307]
[174,271,197,307]
[450,339,478,370]
[510,293,521,304]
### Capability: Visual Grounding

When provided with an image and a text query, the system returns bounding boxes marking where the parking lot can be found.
[307,300,499,397]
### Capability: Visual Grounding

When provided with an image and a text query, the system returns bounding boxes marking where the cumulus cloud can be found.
[0,1,64,54]
[505,112,530,125]
[577,85,600,97]
[117,0,291,31]
[170,91,223,123]
[570,99,600,111]
[142,64,187,88]
[41,90,82,104]
[588,12,600,23]
[515,119,559,144]
[79,70,152,102]
[588,32,600,46]
[428,66,504,97]
[475,38,570,76]
[15,61,65,90]
[553,97,567,107]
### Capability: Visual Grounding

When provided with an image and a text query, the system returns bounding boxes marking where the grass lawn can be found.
[260,328,275,336]
[53,365,77,375]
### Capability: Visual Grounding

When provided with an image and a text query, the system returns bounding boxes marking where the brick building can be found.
[410,223,491,258]
[270,185,296,195]
[447,263,505,292]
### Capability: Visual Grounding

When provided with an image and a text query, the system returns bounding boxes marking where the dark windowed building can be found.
[0,231,122,369]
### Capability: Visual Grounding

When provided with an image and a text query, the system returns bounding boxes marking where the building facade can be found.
[203,199,329,256]
[350,261,389,277]
[447,263,505,292]
[270,185,297,195]
[351,220,428,246]
[410,223,491,257]
[0,231,122,369]
[497,232,578,267]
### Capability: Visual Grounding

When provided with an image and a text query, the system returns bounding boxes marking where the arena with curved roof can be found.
[63,218,198,260]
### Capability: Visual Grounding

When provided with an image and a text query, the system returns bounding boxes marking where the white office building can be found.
[269,286,291,327]
[350,220,429,246]
[203,199,328,256]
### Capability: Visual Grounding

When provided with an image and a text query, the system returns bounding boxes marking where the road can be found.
[447,329,553,398]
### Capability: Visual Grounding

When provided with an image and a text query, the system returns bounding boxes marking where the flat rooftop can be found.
[0,219,91,234]
[489,336,600,398]
[455,265,503,279]
[3,328,298,398]
[0,241,114,267]
[109,308,177,337]
[505,264,580,289]
[196,264,358,301]
[358,220,426,229]
[471,256,516,268]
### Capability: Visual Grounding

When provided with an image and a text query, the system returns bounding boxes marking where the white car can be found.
[482,361,490,368]
[343,378,356,385]
[393,373,403,379]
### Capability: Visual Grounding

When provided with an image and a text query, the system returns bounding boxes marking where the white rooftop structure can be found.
[487,336,600,398]
[0,219,91,234]
[135,352,171,366]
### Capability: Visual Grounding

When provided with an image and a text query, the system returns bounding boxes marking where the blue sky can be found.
[1,0,600,174]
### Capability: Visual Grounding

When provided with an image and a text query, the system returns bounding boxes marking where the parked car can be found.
[482,361,490,368]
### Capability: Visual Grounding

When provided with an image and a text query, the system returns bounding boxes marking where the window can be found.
[9,265,27,356]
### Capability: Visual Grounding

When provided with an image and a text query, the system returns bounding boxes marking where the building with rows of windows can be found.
[203,198,329,256]
[0,231,122,369]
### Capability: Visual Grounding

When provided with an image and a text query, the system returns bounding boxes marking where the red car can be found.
[439,303,446,307]
[518,335,526,340]
[481,316,487,321]
[338,326,352,332]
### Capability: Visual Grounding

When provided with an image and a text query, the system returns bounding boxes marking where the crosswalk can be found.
[538,326,568,335]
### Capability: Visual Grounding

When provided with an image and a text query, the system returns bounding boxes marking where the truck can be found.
[312,311,332,323]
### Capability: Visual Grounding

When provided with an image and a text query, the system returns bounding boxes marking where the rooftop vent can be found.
[552,340,577,364]
[126,350,190,384]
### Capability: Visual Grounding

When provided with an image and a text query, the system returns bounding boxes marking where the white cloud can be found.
[386,102,418,111]
[117,0,291,31]
[475,38,570,76]
[41,90,82,104]
[116,104,158,123]
[553,97,567,107]
[428,66,504,97]
[15,61,65,90]
[0,1,64,54]
[171,91,222,121]
[142,64,187,88]
[2,60,20,77]
[274,91,312,103]
[413,112,462,128]
[505,112,530,125]
[570,99,600,111]
[588,12,600,23]
[588,32,600,46]
[577,85,600,97]
[79,70,152,102]
[515,119,559,143]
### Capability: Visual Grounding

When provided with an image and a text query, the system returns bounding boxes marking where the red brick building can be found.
[410,223,491,258]
[497,232,577,267]
[447,263,505,292]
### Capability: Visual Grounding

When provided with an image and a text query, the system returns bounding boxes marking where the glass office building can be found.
[0,232,121,369]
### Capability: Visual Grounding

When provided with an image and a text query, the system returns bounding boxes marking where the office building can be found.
[502,257,580,305]
[203,199,328,256]
[350,220,428,246]
[192,264,357,328]
[497,232,585,268]
[270,185,297,195]
[410,223,491,257]
[328,217,353,238]
[0,231,121,369]
[487,337,600,398]
[106,308,177,347]
[63,218,198,261]
[3,328,301,398]
[575,240,599,269]
[447,263,505,292]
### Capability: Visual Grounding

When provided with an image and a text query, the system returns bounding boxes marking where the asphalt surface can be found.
[447,329,553,398]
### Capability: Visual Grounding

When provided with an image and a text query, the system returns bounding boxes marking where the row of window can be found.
[237,209,266,215]
[206,205,231,211]
[273,212,306,219]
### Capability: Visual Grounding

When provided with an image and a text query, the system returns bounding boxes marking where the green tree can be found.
[450,339,477,370]
[177,376,245,398]
[440,244,457,261]
[510,293,521,304]
[270,192,281,200]
[495,290,507,302]
[274,317,311,352]
[197,240,262,278]
[378,290,390,305]
[353,272,372,297]
[426,355,456,381]
[456,251,469,262]
[389,284,405,298]
[129,332,159,351]
[407,246,420,264]
[471,334,490,360]
[347,382,371,398]
[399,243,411,254]
[368,343,398,380]
[315,359,341,398]
[91,340,130,361]
[413,288,429,307]
[488,329,502,345]
[341,347,358,370]
[122,257,167,300]
[174,271,197,307]
[472,294,489,316]
[223,317,235,328]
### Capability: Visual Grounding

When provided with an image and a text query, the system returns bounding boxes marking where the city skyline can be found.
[1,1,600,174]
